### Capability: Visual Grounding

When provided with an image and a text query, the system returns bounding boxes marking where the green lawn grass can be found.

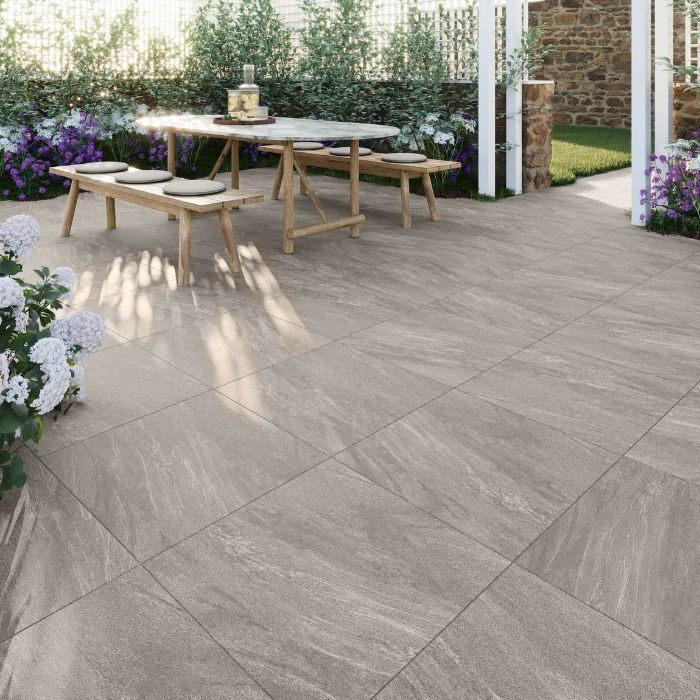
[551,124,631,186]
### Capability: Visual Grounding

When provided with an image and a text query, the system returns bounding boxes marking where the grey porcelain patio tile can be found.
[342,304,533,387]
[0,453,135,639]
[43,392,325,561]
[377,565,700,700]
[137,306,331,386]
[336,391,615,559]
[461,341,686,453]
[547,293,700,387]
[24,236,127,270]
[219,342,446,454]
[146,460,507,700]
[627,387,700,484]
[599,225,700,261]
[0,567,268,700]
[36,343,206,455]
[435,275,592,340]
[70,281,251,341]
[519,458,700,668]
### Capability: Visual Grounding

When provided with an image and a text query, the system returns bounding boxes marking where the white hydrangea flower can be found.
[5,375,29,405]
[13,308,28,332]
[0,277,24,309]
[28,337,72,414]
[0,214,40,262]
[433,130,455,146]
[70,364,86,402]
[50,311,106,360]
[51,266,77,301]
[0,350,12,391]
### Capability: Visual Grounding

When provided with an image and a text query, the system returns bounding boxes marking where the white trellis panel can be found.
[478,0,497,197]
[505,0,523,195]
[655,0,674,154]
[631,0,652,226]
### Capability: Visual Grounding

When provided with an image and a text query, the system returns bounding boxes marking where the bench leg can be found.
[177,209,192,286]
[400,171,411,229]
[271,158,283,201]
[349,139,361,238]
[217,209,241,273]
[60,180,80,237]
[105,197,116,229]
[167,132,177,221]
[230,139,240,190]
[422,172,439,222]
[282,142,295,254]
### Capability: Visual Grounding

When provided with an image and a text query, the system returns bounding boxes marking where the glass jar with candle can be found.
[227,89,241,115]
[239,65,260,114]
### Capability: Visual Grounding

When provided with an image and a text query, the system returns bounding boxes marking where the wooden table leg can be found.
[400,171,411,229]
[349,139,361,238]
[422,172,439,222]
[105,197,116,229]
[299,163,308,195]
[167,131,177,220]
[230,139,240,190]
[217,209,241,273]
[271,158,283,201]
[178,208,192,286]
[208,140,232,180]
[60,180,80,237]
[282,141,295,254]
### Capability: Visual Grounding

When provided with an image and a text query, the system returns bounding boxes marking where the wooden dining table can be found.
[136,114,399,254]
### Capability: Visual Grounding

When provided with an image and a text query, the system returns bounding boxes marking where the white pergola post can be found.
[478,0,496,197]
[505,0,523,194]
[631,0,652,226]
[655,0,674,153]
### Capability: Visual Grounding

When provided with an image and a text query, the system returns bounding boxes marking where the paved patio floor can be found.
[2,168,700,698]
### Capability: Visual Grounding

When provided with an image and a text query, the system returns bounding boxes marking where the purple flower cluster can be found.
[138,131,198,174]
[641,138,700,230]
[1,113,103,201]
[448,142,477,184]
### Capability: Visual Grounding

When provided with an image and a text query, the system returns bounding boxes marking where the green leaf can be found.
[0,259,22,276]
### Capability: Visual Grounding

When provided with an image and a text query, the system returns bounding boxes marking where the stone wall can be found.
[674,83,700,140]
[524,82,554,190]
[529,0,631,127]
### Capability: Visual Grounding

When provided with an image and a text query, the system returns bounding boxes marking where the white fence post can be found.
[506,0,523,194]
[478,0,496,197]
[655,0,674,154]
[631,0,652,226]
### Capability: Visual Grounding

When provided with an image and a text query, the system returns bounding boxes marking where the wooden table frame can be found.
[162,128,364,255]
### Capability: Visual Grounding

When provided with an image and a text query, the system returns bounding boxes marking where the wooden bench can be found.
[49,165,263,287]
[259,146,460,229]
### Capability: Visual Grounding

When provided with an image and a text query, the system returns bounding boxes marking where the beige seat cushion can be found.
[328,146,372,156]
[75,161,129,174]
[115,169,173,184]
[293,141,324,150]
[381,153,428,164]
[162,179,226,196]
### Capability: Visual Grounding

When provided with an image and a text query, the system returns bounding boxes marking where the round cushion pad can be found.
[75,161,129,174]
[115,169,173,184]
[293,141,324,150]
[329,146,372,156]
[162,179,226,196]
[381,153,428,164]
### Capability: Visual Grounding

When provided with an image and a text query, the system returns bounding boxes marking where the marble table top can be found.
[136,114,400,142]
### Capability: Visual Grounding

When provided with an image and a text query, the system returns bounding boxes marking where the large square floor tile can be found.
[627,387,700,484]
[0,454,135,639]
[36,343,206,455]
[137,306,331,386]
[519,458,700,668]
[219,342,447,454]
[337,391,616,559]
[342,304,533,387]
[0,568,267,699]
[377,565,700,699]
[461,341,686,453]
[43,392,325,561]
[146,461,507,699]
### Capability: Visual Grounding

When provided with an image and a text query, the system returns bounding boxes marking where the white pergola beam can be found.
[631,0,652,226]
[655,0,674,153]
[506,0,523,194]
[479,0,496,197]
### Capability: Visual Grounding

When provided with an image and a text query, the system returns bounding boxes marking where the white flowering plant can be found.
[0,215,105,493]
